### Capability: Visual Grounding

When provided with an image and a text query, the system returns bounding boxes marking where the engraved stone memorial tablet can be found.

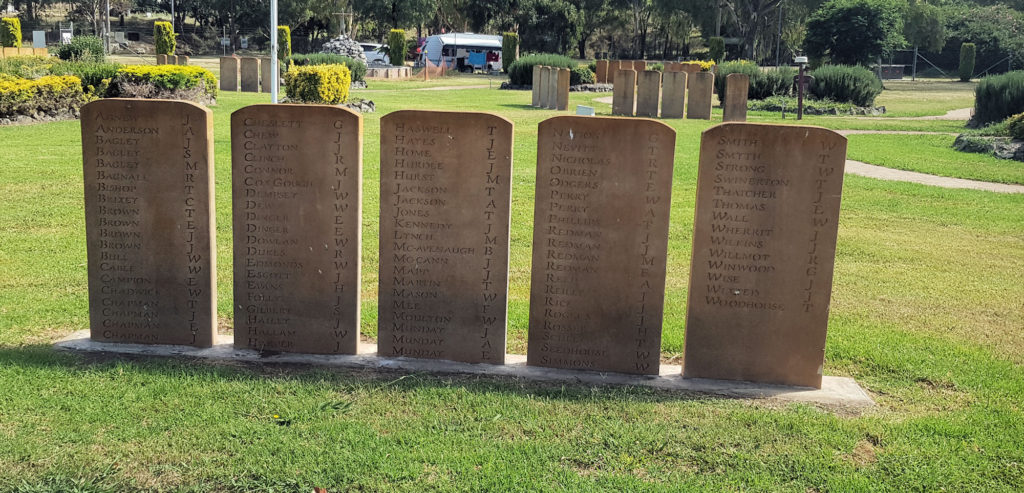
[661,71,687,118]
[595,60,609,83]
[81,99,216,347]
[527,116,676,375]
[556,68,570,111]
[687,71,714,120]
[231,104,362,354]
[540,66,553,109]
[378,110,514,364]
[612,69,636,116]
[636,70,661,117]
[220,56,239,92]
[240,57,260,92]
[259,57,273,93]
[683,123,847,388]
[723,73,749,122]
[532,65,542,107]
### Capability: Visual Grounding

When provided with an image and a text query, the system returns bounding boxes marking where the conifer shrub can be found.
[154,21,176,55]
[277,26,292,61]
[507,53,575,85]
[959,42,976,82]
[387,29,406,66]
[708,36,725,63]
[974,71,1024,125]
[501,32,519,73]
[808,64,882,106]
[1,17,21,48]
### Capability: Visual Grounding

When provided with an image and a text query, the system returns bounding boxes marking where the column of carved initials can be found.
[81,99,216,347]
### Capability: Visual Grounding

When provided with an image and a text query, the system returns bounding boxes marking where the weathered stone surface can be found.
[220,57,239,92]
[683,123,847,388]
[556,68,570,111]
[33,48,48,56]
[156,54,167,65]
[661,71,687,118]
[170,55,179,65]
[687,71,714,120]
[259,57,272,93]
[633,60,647,73]
[612,69,636,116]
[81,99,216,347]
[532,65,542,107]
[723,73,749,122]
[231,104,362,354]
[177,55,190,66]
[540,66,553,109]
[595,60,609,83]
[378,110,513,364]
[636,70,661,117]
[240,57,260,92]
[528,116,676,375]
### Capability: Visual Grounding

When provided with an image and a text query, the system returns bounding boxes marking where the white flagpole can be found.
[270,0,279,103]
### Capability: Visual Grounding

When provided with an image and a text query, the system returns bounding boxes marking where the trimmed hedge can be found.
[0,75,84,118]
[154,21,175,55]
[1,17,21,48]
[974,71,1024,126]
[570,66,594,85]
[277,25,292,61]
[54,36,105,62]
[808,64,882,106]
[287,53,366,82]
[507,53,575,85]
[959,42,975,82]
[107,65,217,102]
[502,32,519,73]
[1007,113,1024,140]
[284,64,351,104]
[387,29,406,66]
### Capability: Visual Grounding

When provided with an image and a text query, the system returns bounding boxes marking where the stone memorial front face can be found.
[240,57,260,92]
[595,60,609,84]
[612,69,636,116]
[636,70,661,118]
[540,66,553,109]
[687,71,714,120]
[661,71,687,119]
[220,57,239,92]
[259,57,272,93]
[378,110,514,364]
[723,73,750,122]
[231,104,363,354]
[527,116,676,375]
[556,68,570,111]
[683,123,847,388]
[532,65,542,107]
[81,99,216,347]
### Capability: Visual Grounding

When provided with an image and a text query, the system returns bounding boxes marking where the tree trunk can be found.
[577,33,588,59]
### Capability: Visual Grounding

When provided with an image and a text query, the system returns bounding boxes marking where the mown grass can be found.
[846,134,1024,185]
[872,79,976,117]
[1,80,1023,491]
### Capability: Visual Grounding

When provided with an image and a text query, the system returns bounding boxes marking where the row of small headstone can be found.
[612,70,750,121]
[81,98,846,389]
[530,66,569,111]
[0,47,48,57]
[594,60,707,84]
[219,56,274,93]
[156,54,190,66]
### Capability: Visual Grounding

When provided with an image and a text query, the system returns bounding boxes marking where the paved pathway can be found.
[836,130,958,136]
[845,160,1024,193]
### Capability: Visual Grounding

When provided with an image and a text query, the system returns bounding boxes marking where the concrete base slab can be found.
[55,330,873,411]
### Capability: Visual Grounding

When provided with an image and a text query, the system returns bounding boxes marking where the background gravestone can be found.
[556,68,570,111]
[259,57,272,93]
[595,60,609,83]
[636,70,661,117]
[156,54,167,65]
[81,99,216,347]
[683,123,847,388]
[687,71,714,120]
[220,57,239,92]
[723,73,749,122]
[378,110,514,364]
[661,71,687,118]
[632,60,646,73]
[540,66,553,109]
[612,69,636,116]
[240,57,260,92]
[532,65,542,107]
[231,104,362,354]
[528,116,676,375]
[170,55,179,65]
[177,55,190,65]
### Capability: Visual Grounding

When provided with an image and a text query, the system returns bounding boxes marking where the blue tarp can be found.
[468,51,486,66]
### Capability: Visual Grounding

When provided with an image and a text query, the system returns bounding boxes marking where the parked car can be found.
[360,43,390,65]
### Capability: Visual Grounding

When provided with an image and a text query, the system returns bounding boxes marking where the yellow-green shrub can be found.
[154,21,175,55]
[284,64,351,104]
[107,64,217,102]
[0,75,84,117]
[1,17,21,48]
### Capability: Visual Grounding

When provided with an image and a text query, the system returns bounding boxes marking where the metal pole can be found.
[170,0,175,34]
[104,0,110,53]
[271,0,279,103]
[912,46,918,81]
[797,63,805,120]
[775,4,782,67]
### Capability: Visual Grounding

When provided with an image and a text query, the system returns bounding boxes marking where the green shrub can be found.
[1,17,21,48]
[387,29,406,66]
[107,65,217,103]
[958,42,975,82]
[277,25,292,61]
[502,32,519,73]
[648,62,664,72]
[808,64,882,106]
[284,64,351,104]
[708,36,725,63]
[1007,113,1024,140]
[506,53,575,85]
[48,61,121,94]
[570,66,594,85]
[714,60,794,103]
[748,95,856,114]
[0,75,84,118]
[53,36,105,62]
[287,53,366,82]
[973,71,1024,125]
[586,61,597,73]
[714,60,760,104]
[0,55,52,78]
[154,21,176,55]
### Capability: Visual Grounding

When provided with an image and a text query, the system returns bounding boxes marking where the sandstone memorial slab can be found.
[240,57,260,92]
[178,55,190,65]
[81,99,216,347]
[595,60,609,83]
[723,73,749,122]
[378,110,514,364]
[556,68,570,111]
[633,60,646,73]
[220,57,239,92]
[532,65,542,107]
[540,66,553,109]
[683,123,847,388]
[528,116,676,375]
[612,69,636,116]
[687,71,714,120]
[661,71,687,118]
[156,54,167,65]
[260,57,273,93]
[636,70,661,117]
[231,104,363,354]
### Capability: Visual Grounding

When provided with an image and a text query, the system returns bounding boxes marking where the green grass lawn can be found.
[846,134,1024,185]
[1,82,1023,491]
[872,79,976,117]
